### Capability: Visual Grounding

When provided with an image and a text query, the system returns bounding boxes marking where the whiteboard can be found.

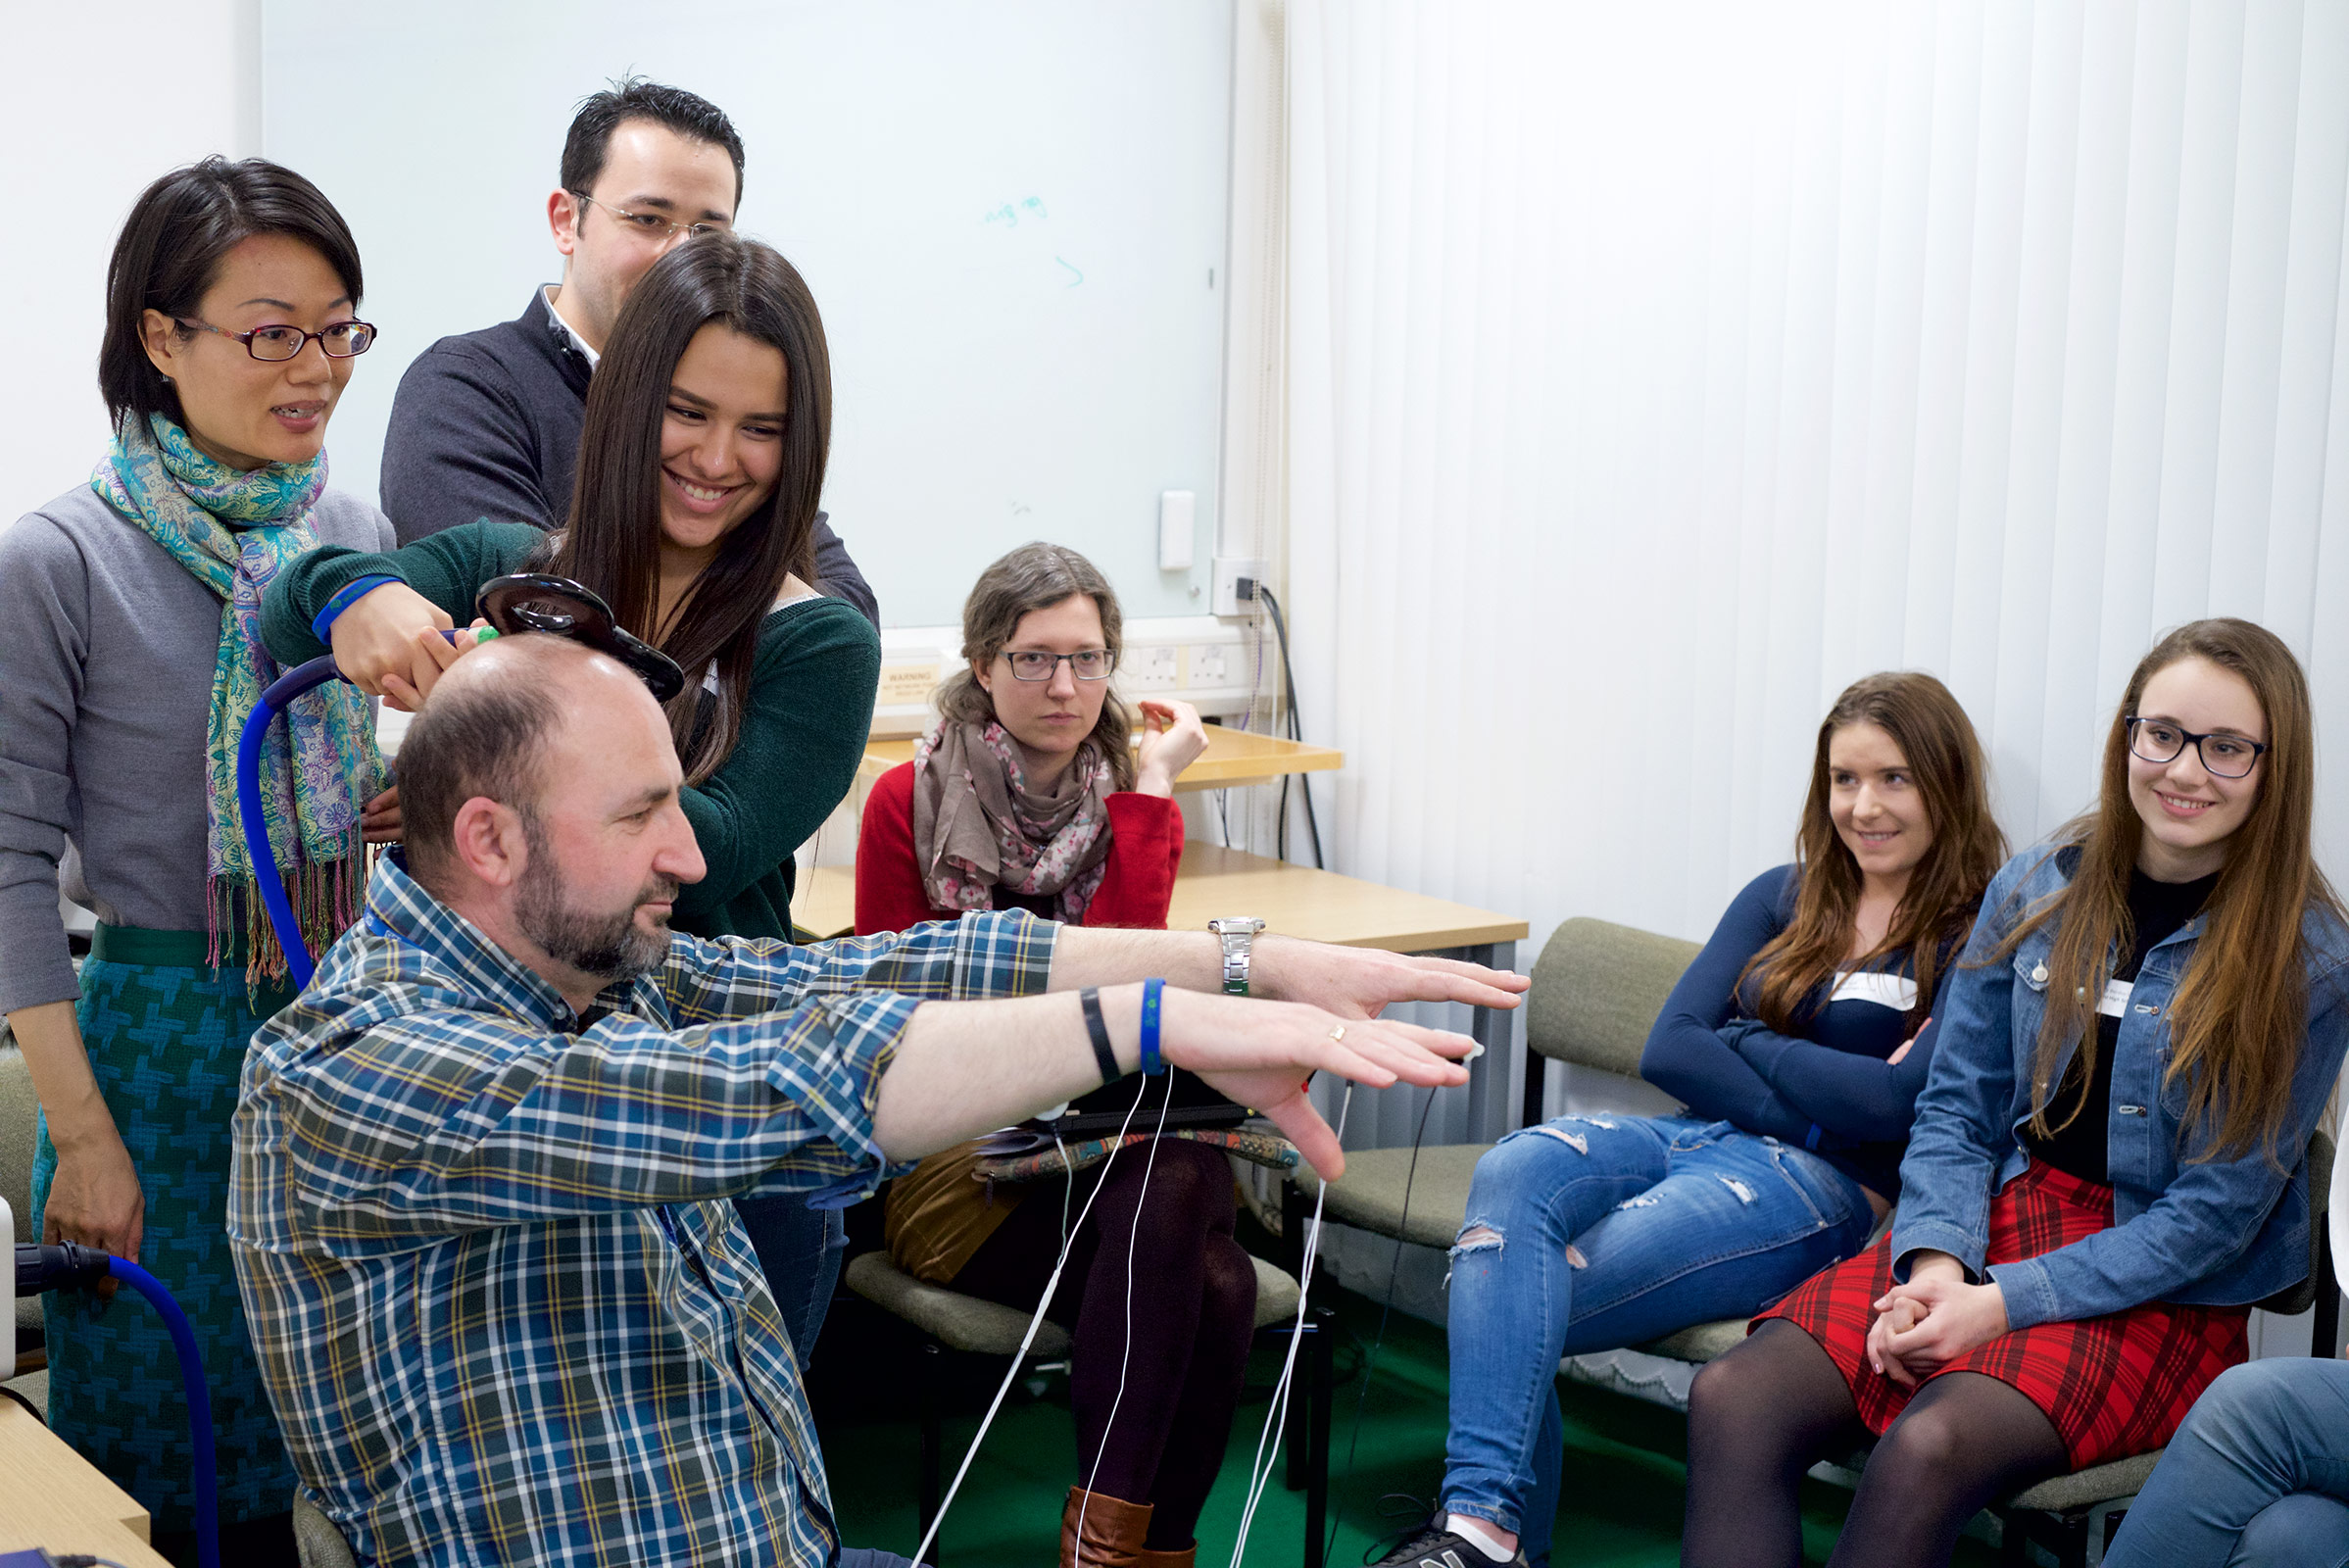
[262,0,1232,626]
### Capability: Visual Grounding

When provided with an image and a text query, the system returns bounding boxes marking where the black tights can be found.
[1683,1320,2071,1568]
[952,1138,1257,1551]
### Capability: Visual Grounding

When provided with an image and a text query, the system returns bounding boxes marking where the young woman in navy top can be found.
[1683,618,2349,1568]
[1376,672,2002,1568]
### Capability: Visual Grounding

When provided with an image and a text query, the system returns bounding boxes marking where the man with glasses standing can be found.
[378,77,876,626]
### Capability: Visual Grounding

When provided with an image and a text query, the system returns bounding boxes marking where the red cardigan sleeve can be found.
[855,762,939,936]
[852,760,1185,935]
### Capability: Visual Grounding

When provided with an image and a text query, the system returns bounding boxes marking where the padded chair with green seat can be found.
[845,1247,1328,1565]
[1284,917,1726,1365]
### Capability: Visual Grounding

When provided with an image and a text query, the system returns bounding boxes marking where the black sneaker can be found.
[1365,1516,1527,1568]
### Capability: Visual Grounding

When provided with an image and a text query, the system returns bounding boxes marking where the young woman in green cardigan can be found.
[259,232,881,1362]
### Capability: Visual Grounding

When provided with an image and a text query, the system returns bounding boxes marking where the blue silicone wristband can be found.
[312,573,405,643]
[1139,978,1166,1075]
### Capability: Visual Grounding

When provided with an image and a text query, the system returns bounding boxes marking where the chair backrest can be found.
[1525,917,1704,1079]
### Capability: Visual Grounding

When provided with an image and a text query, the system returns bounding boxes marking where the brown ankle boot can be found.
[1059,1487,1153,1568]
[1133,1546,1197,1568]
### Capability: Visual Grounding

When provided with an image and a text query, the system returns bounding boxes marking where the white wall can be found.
[0,0,261,529]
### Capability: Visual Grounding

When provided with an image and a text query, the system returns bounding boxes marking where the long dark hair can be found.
[1739,671,2005,1033]
[935,543,1137,791]
[100,157,364,428]
[553,232,827,784]
[2000,618,2341,1161]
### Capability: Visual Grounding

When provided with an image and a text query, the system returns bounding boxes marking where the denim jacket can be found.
[1889,843,2349,1330]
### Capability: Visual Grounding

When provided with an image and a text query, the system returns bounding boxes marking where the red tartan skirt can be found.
[1753,1158,2250,1469]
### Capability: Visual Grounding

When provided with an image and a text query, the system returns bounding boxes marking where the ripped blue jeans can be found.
[1442,1113,1877,1564]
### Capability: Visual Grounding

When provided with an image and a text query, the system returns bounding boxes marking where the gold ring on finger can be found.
[1328,1025,1346,1044]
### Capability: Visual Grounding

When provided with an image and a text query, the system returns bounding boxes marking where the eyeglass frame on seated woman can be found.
[172,316,377,361]
[1001,649,1116,681]
[2126,714,2270,778]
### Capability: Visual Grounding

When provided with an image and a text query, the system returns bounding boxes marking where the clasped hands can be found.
[1866,1250,2010,1388]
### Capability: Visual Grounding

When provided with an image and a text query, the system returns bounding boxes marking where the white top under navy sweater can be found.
[1640,863,1962,1199]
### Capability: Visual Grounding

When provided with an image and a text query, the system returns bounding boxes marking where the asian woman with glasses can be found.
[1376,671,2005,1568]
[1681,619,2349,1568]
[856,542,1240,1567]
[259,231,880,1369]
[0,157,395,1563]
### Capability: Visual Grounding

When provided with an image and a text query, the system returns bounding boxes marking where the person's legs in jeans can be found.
[2104,1358,2349,1568]
[733,1194,845,1363]
[833,1547,918,1567]
[2231,1493,2349,1568]
[1442,1117,1876,1563]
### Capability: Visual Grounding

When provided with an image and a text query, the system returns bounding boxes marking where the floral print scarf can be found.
[91,413,380,984]
[910,719,1113,922]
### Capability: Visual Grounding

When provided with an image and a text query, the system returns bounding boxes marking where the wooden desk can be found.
[794,846,1531,1141]
[856,728,1344,797]
[0,1396,172,1566]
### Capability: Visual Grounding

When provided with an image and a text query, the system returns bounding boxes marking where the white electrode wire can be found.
[1073,1072,1177,1551]
[909,1073,1154,1567]
[1055,1132,1074,1251]
[1225,1081,1352,1567]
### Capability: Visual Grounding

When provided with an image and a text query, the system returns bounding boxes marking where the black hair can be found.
[99,156,364,428]
[560,75,747,208]
[394,638,567,888]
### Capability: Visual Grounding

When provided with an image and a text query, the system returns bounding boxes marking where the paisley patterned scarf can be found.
[90,413,380,985]
[911,719,1113,922]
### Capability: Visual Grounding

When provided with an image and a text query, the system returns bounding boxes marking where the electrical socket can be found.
[1124,644,1181,691]
[1184,643,1229,688]
[1212,556,1267,617]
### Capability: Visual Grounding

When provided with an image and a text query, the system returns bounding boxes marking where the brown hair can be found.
[1739,671,2005,1033]
[2002,618,2340,1161]
[552,232,825,784]
[935,542,1136,791]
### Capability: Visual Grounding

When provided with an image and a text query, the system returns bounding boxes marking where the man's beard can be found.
[514,820,677,986]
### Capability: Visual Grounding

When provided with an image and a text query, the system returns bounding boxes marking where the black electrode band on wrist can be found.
[1080,987,1120,1086]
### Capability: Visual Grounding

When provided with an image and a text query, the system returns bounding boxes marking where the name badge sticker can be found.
[2097,978,2133,1018]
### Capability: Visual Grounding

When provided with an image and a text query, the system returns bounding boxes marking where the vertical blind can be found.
[1285,0,2349,1149]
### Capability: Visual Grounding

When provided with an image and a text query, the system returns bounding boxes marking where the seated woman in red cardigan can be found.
[856,541,1236,1568]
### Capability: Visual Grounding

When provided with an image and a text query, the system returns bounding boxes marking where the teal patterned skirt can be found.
[29,925,297,1532]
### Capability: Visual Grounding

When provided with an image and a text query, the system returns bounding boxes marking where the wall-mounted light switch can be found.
[1159,490,1196,572]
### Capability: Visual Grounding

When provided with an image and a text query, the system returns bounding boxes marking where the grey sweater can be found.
[0,482,395,1013]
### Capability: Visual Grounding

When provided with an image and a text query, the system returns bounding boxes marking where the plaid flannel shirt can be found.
[228,855,1056,1566]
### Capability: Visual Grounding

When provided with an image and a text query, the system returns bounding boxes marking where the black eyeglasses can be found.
[1002,650,1116,682]
[474,575,688,702]
[175,317,376,361]
[568,191,729,244]
[2126,716,2269,779]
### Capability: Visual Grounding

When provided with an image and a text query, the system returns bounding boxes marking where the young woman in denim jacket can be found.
[1684,618,2349,1568]
[1372,672,2003,1568]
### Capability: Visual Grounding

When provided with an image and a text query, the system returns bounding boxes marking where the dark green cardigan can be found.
[260,518,880,941]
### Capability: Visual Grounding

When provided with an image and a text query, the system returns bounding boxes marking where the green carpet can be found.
[812,1278,1997,1566]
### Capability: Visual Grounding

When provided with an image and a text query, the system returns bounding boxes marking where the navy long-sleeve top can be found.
[1639,864,1962,1199]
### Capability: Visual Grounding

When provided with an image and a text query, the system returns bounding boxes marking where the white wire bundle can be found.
[1224,1080,1351,1567]
[908,1073,1163,1567]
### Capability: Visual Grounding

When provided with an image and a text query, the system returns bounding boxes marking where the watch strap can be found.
[1080,987,1119,1087]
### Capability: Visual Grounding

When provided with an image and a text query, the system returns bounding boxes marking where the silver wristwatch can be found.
[1208,917,1267,996]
